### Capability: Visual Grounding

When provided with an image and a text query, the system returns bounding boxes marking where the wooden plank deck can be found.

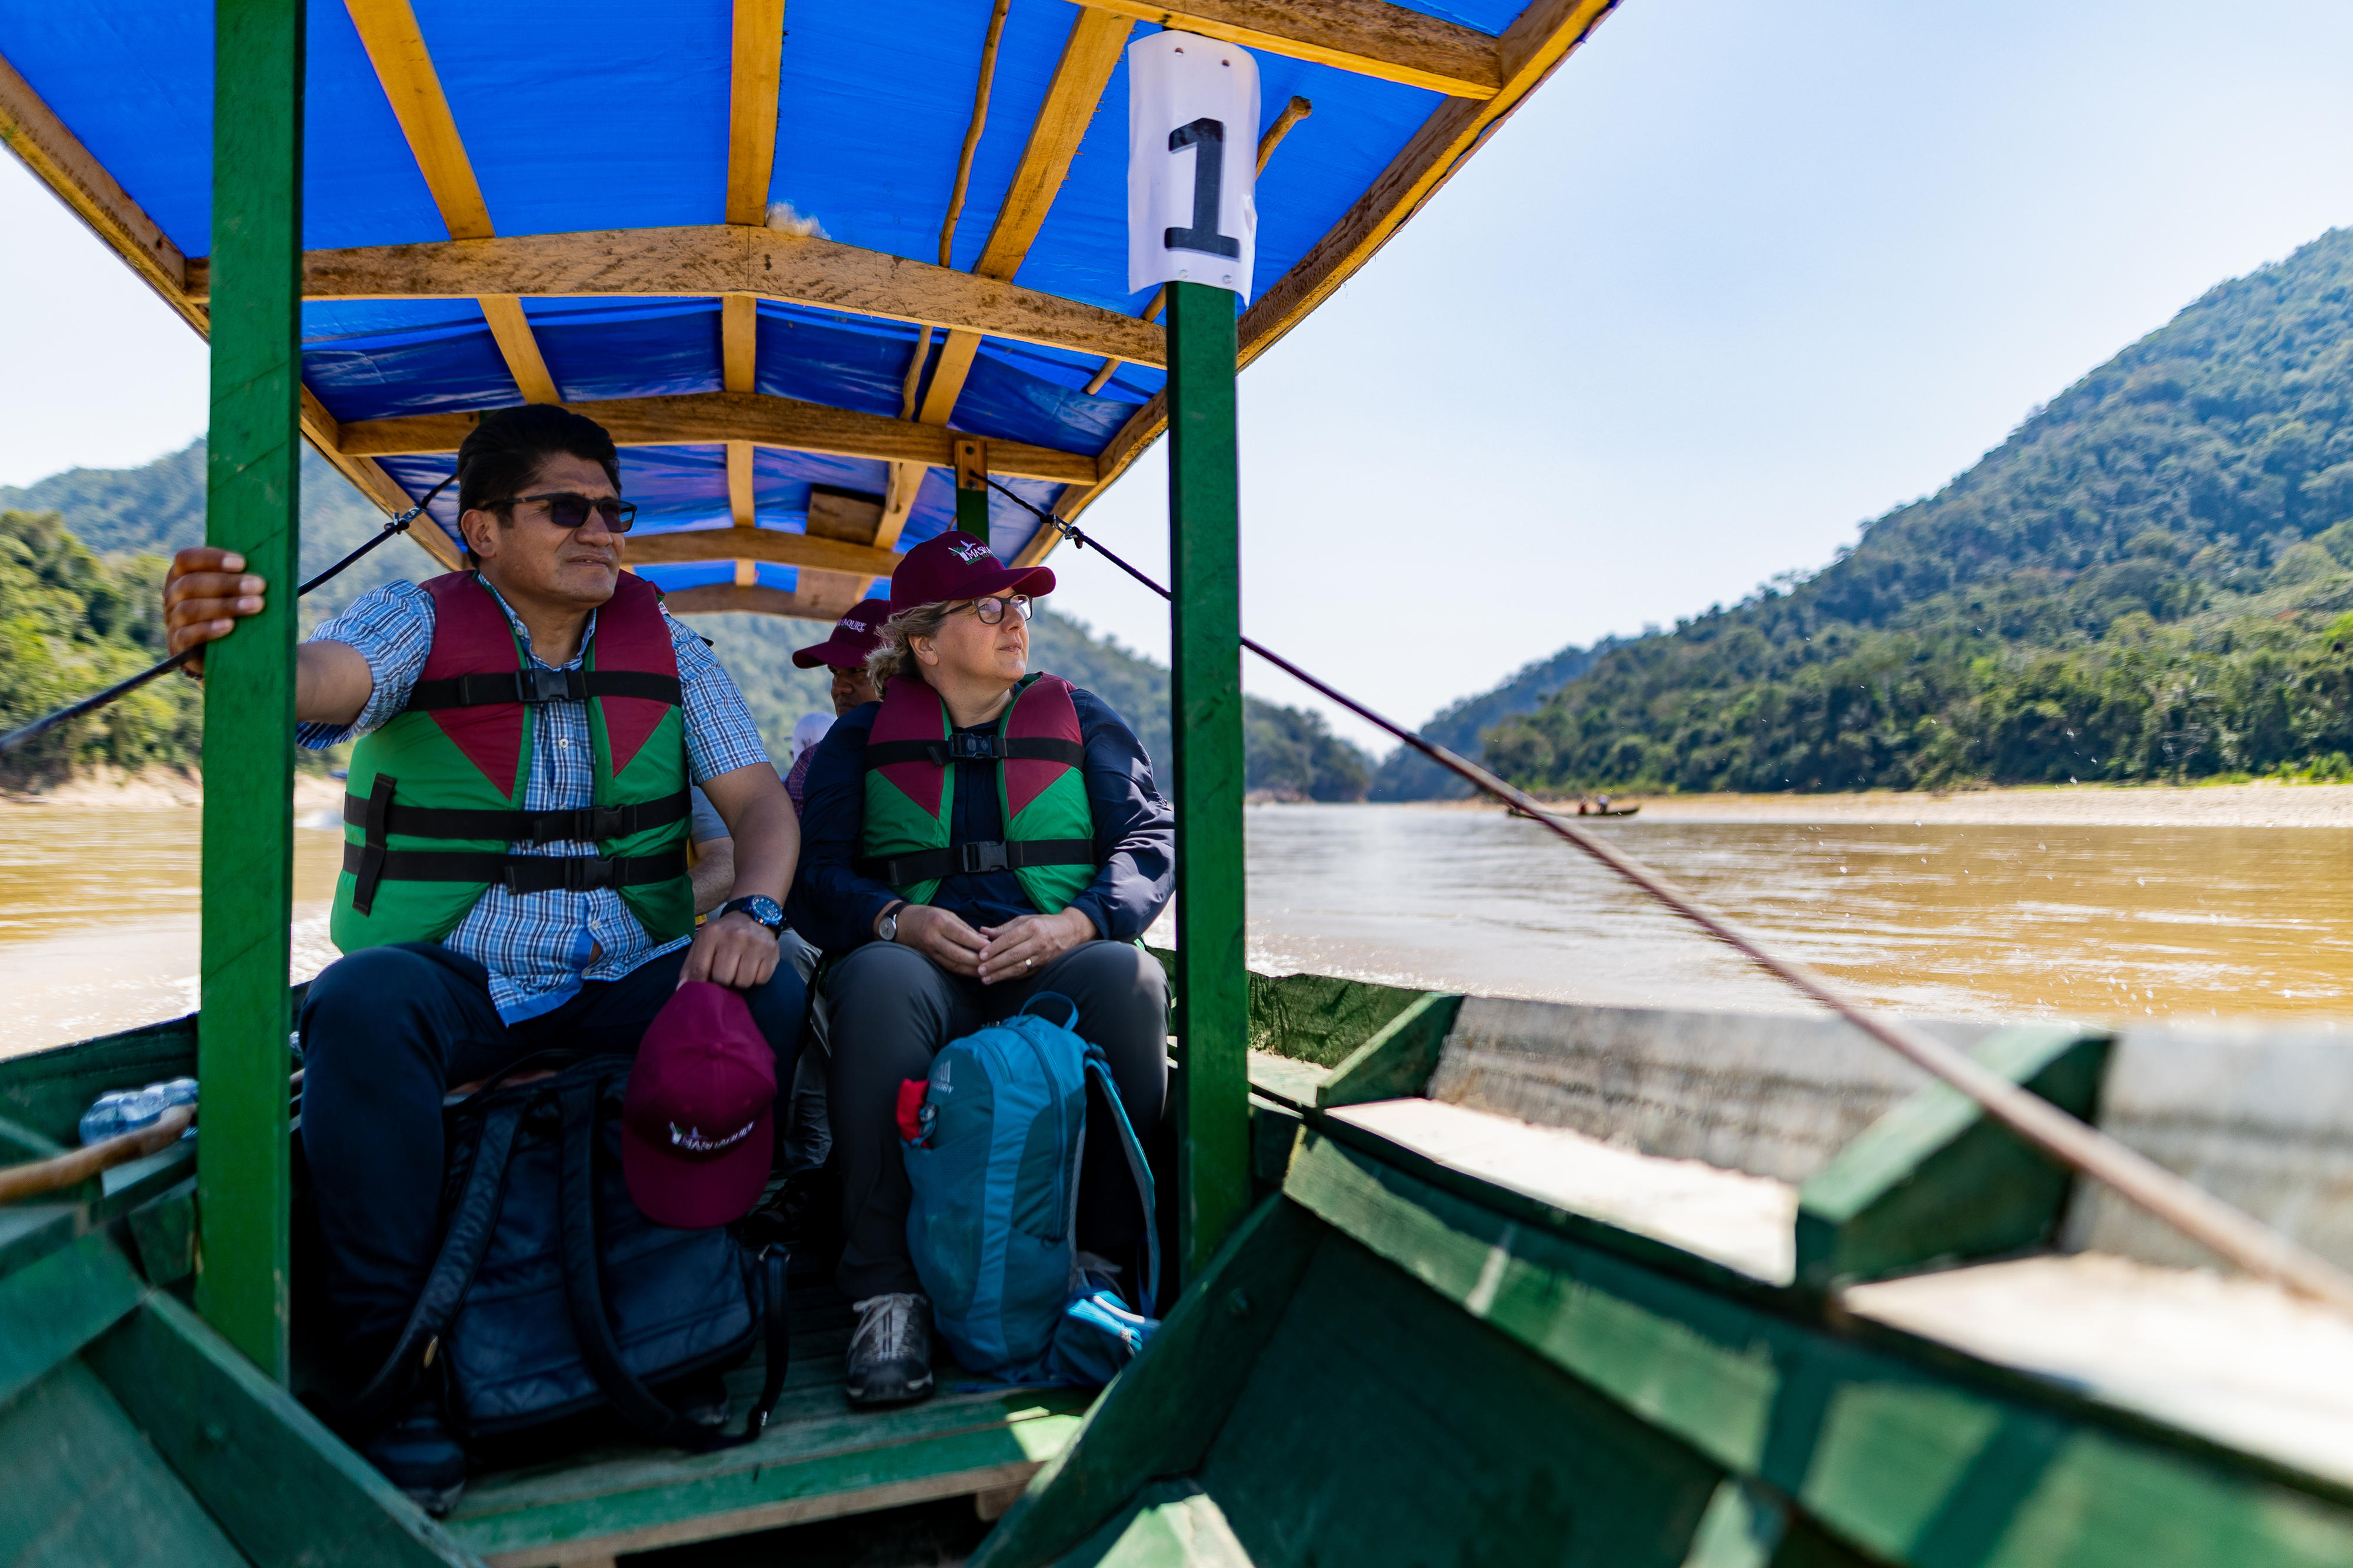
[441,1283,1092,1566]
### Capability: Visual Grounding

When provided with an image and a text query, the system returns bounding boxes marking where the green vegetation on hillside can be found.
[0,510,194,787]
[3,442,1372,799]
[1484,226,2353,793]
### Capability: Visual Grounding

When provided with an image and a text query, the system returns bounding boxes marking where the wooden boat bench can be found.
[971,972,2353,1568]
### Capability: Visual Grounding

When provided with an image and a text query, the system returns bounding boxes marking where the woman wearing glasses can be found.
[787,528,1174,1409]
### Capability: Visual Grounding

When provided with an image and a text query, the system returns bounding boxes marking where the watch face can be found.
[732,896,783,929]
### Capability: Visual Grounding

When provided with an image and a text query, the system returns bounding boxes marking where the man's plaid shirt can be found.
[299,576,772,1022]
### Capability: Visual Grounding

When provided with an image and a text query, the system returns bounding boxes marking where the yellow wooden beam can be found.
[338,390,1098,483]
[1049,0,1620,542]
[344,0,561,402]
[1084,0,1498,99]
[916,8,1134,428]
[0,48,198,332]
[476,295,561,404]
[725,0,788,226]
[187,228,1168,369]
[659,581,864,622]
[0,44,467,566]
[722,293,760,526]
[627,528,902,579]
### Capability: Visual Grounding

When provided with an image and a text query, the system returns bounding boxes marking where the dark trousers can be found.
[825,940,1169,1302]
[298,941,807,1374]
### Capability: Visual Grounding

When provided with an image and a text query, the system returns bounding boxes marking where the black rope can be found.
[0,476,455,759]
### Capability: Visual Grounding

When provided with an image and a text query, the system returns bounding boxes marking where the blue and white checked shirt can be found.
[299,578,772,1022]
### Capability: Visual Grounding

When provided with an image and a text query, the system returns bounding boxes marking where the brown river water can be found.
[4,802,2353,1059]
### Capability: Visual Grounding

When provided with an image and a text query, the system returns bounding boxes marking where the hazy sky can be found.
[8,1,2353,750]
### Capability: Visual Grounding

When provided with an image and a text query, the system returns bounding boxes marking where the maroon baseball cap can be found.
[621,982,776,1229]
[791,598,891,669]
[889,529,1055,613]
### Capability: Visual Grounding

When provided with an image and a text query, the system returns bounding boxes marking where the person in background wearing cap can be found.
[684,596,888,902]
[789,531,1173,1408]
[161,404,808,1510]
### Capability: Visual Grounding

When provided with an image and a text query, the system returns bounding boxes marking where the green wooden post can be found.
[195,0,305,1379]
[1165,279,1250,1278]
[954,436,991,545]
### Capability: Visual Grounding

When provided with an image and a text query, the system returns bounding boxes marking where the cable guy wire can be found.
[981,474,2353,1313]
[0,475,455,759]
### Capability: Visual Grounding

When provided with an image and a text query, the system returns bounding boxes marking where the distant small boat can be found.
[1508,799,1640,820]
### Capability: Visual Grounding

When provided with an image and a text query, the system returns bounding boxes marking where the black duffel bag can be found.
[341,1052,788,1451]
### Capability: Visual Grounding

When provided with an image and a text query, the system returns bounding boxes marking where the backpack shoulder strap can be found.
[554,1070,789,1452]
[1082,1048,1160,1313]
[332,1093,529,1433]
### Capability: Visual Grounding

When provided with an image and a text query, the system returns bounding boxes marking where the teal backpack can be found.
[899,993,1161,1385]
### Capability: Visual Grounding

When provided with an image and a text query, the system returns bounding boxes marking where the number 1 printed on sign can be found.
[1165,118,1242,259]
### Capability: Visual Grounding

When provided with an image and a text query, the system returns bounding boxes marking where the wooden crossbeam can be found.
[186,228,1168,369]
[337,391,1098,483]
[917,8,1134,428]
[344,0,561,403]
[0,43,445,562]
[626,528,902,579]
[659,581,864,622]
[1046,0,1620,541]
[1084,0,1502,98]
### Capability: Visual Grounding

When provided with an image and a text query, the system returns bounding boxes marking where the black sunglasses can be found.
[488,491,638,533]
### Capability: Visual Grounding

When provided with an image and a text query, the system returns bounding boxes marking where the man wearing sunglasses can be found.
[161,403,806,1509]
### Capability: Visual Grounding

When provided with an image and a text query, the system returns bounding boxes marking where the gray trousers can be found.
[825,939,1170,1301]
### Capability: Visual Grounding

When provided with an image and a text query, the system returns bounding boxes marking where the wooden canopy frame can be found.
[0,0,1617,615]
[0,0,1617,1382]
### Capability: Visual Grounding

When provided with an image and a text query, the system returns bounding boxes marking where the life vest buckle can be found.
[578,805,629,841]
[944,733,1003,762]
[519,666,588,704]
[955,840,1011,875]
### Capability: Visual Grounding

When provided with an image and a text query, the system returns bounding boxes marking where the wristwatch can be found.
[719,895,785,935]
[876,902,905,943]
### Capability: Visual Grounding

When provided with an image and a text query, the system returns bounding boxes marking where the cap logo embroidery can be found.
[669,1119,756,1155]
[948,540,989,563]
[841,618,866,632]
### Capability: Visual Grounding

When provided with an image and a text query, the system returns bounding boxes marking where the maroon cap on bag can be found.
[888,530,1054,613]
[621,982,776,1229]
[790,598,892,669]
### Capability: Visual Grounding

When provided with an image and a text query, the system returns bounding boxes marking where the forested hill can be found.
[2,442,1369,796]
[1478,224,2353,792]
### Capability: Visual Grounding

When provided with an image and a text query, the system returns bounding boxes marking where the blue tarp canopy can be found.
[0,0,1607,619]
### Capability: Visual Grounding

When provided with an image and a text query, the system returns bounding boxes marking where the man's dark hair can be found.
[455,403,622,565]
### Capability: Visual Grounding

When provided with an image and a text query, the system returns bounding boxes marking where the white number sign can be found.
[1126,29,1259,301]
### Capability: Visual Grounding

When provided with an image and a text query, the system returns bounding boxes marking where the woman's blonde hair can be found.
[866,599,957,688]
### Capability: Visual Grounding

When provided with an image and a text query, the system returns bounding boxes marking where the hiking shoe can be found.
[845,1293,935,1407]
[362,1400,467,1516]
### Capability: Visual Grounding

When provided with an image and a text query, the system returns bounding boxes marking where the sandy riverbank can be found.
[1425,782,2353,829]
[1,768,344,810]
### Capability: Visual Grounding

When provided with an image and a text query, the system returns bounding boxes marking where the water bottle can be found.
[78,1077,199,1146]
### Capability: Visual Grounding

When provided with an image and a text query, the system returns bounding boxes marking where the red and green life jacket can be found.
[328,571,695,953]
[857,672,1098,911]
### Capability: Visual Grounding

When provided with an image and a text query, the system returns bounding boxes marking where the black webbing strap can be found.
[341,841,688,895]
[556,1077,789,1452]
[855,837,1095,885]
[862,735,1085,770]
[343,788,691,846]
[328,1092,529,1436]
[351,773,398,916]
[402,668,682,712]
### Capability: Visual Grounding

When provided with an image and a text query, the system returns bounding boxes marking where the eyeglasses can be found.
[953,594,1033,626]
[488,491,638,533]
